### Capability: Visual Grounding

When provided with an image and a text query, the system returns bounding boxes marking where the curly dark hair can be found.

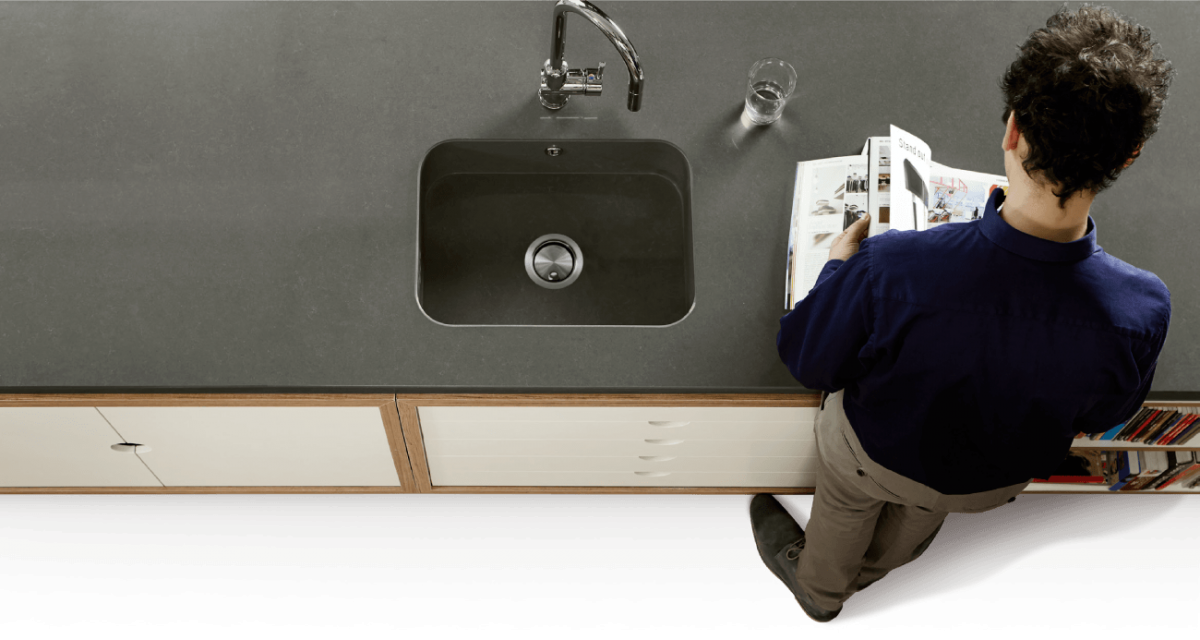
[1000,3,1174,208]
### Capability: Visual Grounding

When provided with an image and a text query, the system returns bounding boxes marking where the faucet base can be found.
[540,58,571,110]
[539,91,569,110]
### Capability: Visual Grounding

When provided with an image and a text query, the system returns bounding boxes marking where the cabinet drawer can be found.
[0,408,162,487]
[427,455,817,475]
[429,470,816,488]
[99,407,401,487]
[424,438,815,458]
[420,420,814,442]
[418,406,815,424]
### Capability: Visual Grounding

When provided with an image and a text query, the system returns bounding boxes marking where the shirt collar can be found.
[979,187,1099,263]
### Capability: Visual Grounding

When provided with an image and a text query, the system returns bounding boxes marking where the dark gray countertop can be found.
[1,1,1197,396]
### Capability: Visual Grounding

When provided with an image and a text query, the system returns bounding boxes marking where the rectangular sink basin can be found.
[417,139,694,326]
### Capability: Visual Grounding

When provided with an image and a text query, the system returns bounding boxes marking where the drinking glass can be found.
[743,58,797,125]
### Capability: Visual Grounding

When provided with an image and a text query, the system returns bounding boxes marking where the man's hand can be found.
[828,213,871,262]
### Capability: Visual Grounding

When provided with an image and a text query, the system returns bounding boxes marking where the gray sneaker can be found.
[749,494,842,623]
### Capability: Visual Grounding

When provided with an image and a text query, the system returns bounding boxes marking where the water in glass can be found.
[745,80,786,124]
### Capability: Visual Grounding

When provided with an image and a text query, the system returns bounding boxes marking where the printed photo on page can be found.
[889,124,931,233]
[927,162,1009,229]
[786,155,862,309]
[864,136,890,236]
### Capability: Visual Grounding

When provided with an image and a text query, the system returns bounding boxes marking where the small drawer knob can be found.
[110,442,152,454]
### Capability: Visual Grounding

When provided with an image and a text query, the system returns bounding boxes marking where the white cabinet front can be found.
[99,407,401,487]
[0,408,162,487]
[419,405,818,488]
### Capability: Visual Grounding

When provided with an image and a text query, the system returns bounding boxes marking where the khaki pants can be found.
[793,390,1031,611]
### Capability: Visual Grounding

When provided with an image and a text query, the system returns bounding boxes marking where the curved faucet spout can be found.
[547,0,643,111]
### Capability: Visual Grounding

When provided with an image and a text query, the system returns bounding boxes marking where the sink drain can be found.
[525,234,583,289]
[534,242,574,280]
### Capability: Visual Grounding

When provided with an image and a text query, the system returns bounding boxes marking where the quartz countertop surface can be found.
[1,1,1197,396]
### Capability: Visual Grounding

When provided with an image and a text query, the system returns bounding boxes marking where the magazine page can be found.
[784,163,800,309]
[785,155,867,309]
[926,161,1009,229]
[864,136,890,236]
[889,124,932,233]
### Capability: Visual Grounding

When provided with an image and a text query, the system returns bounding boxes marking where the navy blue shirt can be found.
[778,188,1171,494]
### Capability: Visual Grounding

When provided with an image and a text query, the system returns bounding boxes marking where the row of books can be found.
[1081,406,1200,445]
[1110,450,1200,491]
[1030,449,1200,491]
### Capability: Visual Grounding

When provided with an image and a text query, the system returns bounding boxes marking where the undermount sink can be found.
[416,139,694,326]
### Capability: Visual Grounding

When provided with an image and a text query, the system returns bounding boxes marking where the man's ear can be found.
[1122,143,1144,169]
[1002,112,1021,152]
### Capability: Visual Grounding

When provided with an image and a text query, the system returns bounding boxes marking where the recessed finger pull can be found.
[648,421,690,428]
[110,442,152,454]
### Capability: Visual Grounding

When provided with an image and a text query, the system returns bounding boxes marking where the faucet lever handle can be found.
[582,62,604,95]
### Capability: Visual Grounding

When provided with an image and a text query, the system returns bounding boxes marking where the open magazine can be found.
[784,124,1009,309]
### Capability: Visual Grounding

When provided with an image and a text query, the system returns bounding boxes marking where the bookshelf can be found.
[1025,401,1200,495]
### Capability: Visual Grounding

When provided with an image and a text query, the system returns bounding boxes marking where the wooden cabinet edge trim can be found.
[379,402,418,491]
[0,394,397,407]
[2,485,1192,495]
[415,486,1197,495]
[396,400,434,493]
[3,486,802,495]
[0,393,823,408]
[397,393,821,407]
[1,394,1195,409]
[0,487,408,494]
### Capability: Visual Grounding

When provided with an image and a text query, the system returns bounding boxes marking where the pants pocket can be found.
[840,430,905,501]
[866,471,905,501]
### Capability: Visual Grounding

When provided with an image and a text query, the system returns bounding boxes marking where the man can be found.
[752,4,1174,622]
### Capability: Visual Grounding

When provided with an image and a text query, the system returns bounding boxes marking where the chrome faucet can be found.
[539,0,643,111]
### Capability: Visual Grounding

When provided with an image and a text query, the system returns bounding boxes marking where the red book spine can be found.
[1124,410,1161,441]
[1162,414,1198,445]
[1029,476,1105,484]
